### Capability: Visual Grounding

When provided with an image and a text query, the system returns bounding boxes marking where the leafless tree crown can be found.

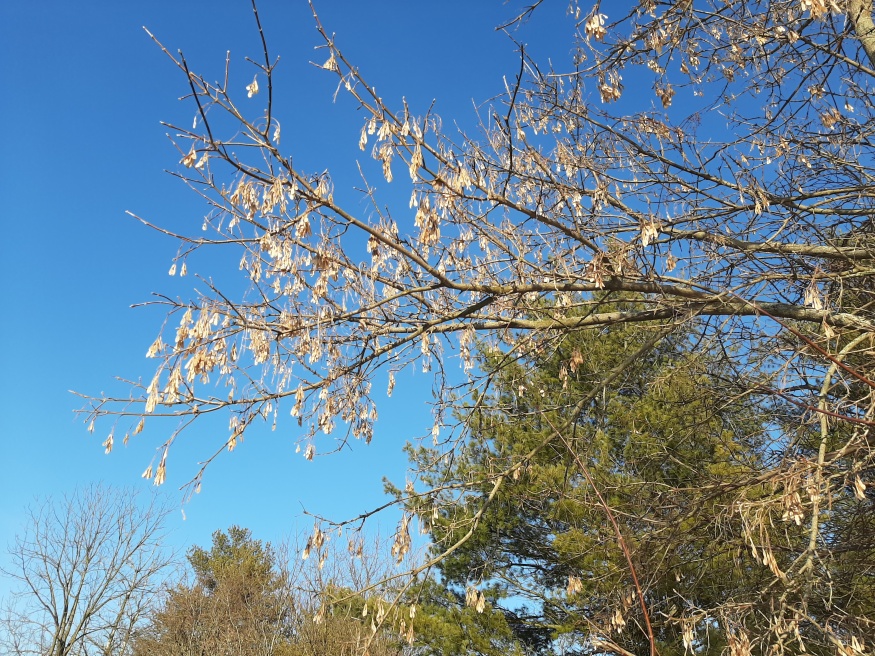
[1,485,173,656]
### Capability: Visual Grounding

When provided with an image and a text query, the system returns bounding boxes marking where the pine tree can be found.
[402,301,870,655]
[133,527,291,656]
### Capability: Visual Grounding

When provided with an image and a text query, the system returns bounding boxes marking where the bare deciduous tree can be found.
[0,485,174,656]
[286,533,414,656]
[82,1,875,654]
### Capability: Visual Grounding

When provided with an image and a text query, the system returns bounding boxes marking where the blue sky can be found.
[0,1,577,586]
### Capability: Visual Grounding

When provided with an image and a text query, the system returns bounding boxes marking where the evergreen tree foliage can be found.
[132,526,291,656]
[133,527,409,656]
[402,302,873,655]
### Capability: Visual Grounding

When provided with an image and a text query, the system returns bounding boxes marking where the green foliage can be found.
[401,304,836,655]
[187,525,277,592]
[134,527,413,656]
[407,578,529,656]
[133,526,291,656]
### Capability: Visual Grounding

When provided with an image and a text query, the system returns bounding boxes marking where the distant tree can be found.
[134,527,410,656]
[286,532,414,656]
[285,594,408,656]
[132,526,292,656]
[0,485,173,656]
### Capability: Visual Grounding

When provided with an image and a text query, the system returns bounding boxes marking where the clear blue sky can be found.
[0,1,577,582]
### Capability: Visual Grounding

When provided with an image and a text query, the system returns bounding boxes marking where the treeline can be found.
[5,304,875,655]
[126,524,542,656]
[0,487,518,656]
[130,526,409,656]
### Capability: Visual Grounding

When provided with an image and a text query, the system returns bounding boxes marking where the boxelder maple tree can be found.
[84,2,875,654]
